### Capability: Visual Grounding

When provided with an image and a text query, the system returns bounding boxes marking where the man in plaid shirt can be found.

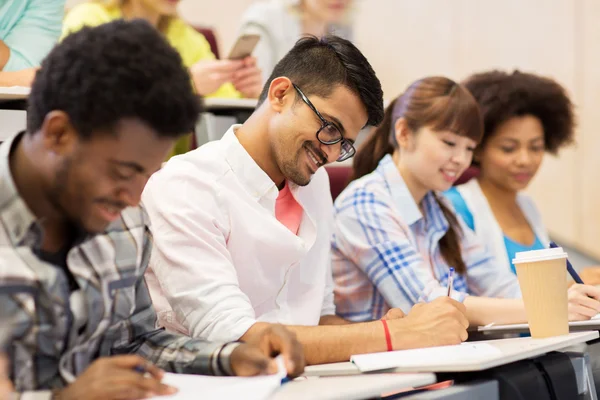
[0,20,303,399]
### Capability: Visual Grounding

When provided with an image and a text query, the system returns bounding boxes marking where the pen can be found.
[549,241,584,284]
[446,267,455,296]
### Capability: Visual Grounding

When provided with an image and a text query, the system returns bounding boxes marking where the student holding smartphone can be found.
[239,0,354,83]
[62,0,263,157]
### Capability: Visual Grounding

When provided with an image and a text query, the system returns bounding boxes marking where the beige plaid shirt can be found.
[0,133,236,399]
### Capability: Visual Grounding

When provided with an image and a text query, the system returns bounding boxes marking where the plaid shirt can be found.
[331,155,521,321]
[0,133,237,399]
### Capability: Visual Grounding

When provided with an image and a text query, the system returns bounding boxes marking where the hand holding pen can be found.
[53,355,176,400]
[446,267,455,297]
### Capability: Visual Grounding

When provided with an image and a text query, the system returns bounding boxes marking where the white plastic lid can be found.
[512,247,568,264]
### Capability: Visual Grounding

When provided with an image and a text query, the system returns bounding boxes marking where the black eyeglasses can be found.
[292,83,356,162]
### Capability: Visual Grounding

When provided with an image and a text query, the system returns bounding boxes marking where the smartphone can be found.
[228,34,261,60]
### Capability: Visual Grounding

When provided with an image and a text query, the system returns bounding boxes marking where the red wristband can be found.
[381,319,393,352]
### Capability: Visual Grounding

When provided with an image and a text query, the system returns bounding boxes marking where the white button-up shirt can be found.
[142,125,336,342]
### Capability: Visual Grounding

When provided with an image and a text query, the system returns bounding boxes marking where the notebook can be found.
[350,331,598,373]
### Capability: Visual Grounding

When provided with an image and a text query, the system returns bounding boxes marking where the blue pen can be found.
[549,241,584,284]
[446,267,455,296]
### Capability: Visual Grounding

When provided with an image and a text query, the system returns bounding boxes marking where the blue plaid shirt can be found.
[331,155,521,321]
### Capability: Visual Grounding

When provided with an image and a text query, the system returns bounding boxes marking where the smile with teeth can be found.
[306,147,323,169]
[103,205,119,213]
[98,203,123,222]
[441,169,459,182]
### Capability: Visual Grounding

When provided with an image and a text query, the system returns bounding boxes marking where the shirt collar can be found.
[222,125,279,201]
[0,132,41,246]
[377,154,449,232]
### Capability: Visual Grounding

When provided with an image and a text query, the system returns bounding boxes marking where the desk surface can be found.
[270,373,435,400]
[203,97,257,110]
[0,86,29,101]
[307,331,599,375]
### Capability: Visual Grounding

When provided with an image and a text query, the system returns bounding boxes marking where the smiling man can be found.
[0,20,303,399]
[142,36,472,365]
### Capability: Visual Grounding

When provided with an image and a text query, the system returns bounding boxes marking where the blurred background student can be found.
[62,0,263,157]
[0,0,65,87]
[238,0,353,83]
[445,70,600,285]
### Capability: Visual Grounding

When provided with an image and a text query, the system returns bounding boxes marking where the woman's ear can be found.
[394,117,412,149]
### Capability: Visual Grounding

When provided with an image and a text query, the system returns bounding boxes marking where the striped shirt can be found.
[331,154,521,321]
[0,133,235,398]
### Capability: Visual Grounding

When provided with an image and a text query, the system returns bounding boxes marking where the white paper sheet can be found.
[351,343,502,372]
[150,355,287,399]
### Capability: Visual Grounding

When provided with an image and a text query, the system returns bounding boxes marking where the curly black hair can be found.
[27,19,201,138]
[462,70,575,154]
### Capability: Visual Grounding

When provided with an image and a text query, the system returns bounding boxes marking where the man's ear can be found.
[39,111,78,156]
[267,77,294,113]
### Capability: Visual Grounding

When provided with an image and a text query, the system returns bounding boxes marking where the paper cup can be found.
[513,247,569,338]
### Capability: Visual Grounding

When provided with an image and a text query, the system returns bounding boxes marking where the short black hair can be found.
[258,35,384,127]
[463,70,575,154]
[28,19,201,139]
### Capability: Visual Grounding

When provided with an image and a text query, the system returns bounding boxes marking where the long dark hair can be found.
[351,77,483,274]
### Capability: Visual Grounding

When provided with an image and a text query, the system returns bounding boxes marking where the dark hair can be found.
[352,76,483,274]
[462,70,575,155]
[258,35,384,127]
[28,19,201,138]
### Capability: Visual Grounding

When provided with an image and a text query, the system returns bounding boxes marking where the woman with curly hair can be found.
[445,70,600,285]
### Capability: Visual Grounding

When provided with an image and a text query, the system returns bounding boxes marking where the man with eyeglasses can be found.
[142,35,470,365]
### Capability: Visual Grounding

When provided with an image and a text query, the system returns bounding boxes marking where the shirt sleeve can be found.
[60,3,112,40]
[2,0,65,71]
[320,177,336,317]
[109,222,238,375]
[458,217,522,299]
[333,186,466,314]
[141,167,257,343]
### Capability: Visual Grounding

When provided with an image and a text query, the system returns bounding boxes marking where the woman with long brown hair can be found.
[331,76,600,327]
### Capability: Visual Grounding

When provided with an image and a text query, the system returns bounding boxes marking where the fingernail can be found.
[145,392,156,398]
[167,385,178,394]
[286,360,295,372]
